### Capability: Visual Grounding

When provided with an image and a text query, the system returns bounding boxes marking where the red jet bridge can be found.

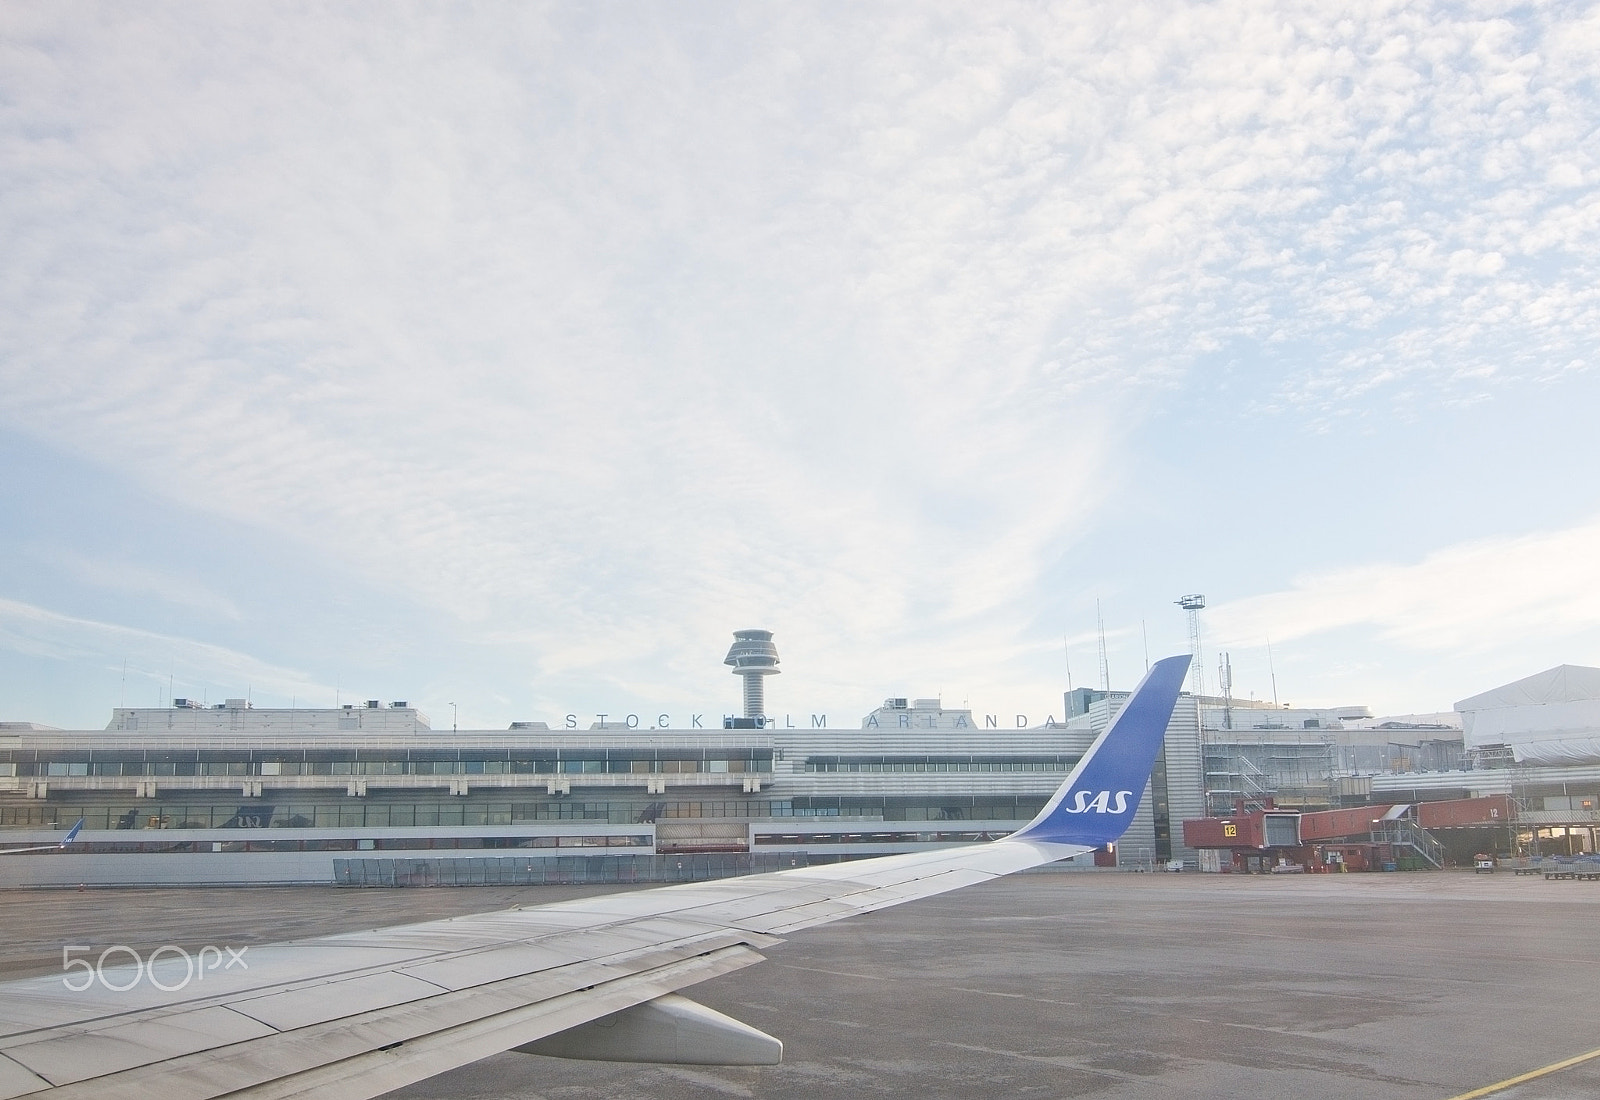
[1182,796,1514,873]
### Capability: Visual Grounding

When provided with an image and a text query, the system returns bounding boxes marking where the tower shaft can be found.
[742,674,766,720]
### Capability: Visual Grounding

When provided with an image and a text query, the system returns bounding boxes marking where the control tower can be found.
[724,629,780,721]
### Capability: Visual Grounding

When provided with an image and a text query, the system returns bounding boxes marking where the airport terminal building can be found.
[0,694,1202,887]
[6,632,1596,886]
[0,632,1208,885]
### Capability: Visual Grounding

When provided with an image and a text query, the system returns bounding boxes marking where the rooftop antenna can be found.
[1267,634,1280,706]
[1095,600,1110,691]
[725,629,780,721]
[1176,594,1206,700]
[1142,620,1150,673]
[1063,637,1073,692]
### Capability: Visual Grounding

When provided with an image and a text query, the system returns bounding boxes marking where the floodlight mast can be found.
[1175,594,1206,701]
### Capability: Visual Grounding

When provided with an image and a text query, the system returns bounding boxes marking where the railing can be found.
[0,772,773,797]
[1370,820,1446,868]
[1231,755,1271,798]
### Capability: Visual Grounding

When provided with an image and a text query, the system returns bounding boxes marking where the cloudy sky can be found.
[2,1,1598,730]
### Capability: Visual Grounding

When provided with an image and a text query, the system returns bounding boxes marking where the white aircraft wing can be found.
[0,656,1189,1100]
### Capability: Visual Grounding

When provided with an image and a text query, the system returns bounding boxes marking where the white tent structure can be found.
[1456,665,1600,766]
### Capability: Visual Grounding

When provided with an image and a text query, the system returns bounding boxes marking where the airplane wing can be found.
[0,820,83,857]
[0,656,1189,1100]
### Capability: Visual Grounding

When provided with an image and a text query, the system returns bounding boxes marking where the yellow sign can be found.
[1222,822,1237,838]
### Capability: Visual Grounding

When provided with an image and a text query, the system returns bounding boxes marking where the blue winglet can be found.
[62,818,84,846]
[1012,654,1191,848]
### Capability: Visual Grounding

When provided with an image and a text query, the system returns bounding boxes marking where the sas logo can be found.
[1063,790,1133,814]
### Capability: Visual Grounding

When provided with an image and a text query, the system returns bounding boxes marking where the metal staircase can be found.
[1205,748,1278,816]
[1370,820,1446,869]
[1238,755,1273,802]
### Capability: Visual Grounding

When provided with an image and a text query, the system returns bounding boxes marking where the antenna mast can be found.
[1218,651,1233,730]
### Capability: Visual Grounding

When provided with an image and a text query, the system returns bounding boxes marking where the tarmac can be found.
[3,871,1597,1099]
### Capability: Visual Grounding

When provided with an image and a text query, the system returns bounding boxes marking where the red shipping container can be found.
[1417,795,1514,829]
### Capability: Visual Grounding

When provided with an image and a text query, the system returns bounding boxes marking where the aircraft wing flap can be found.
[534,877,850,921]
[318,906,608,950]
[662,839,1080,934]
[388,941,572,992]
[666,874,921,926]
[789,838,1080,885]
[726,867,1006,934]
[31,943,768,1100]
[0,944,448,1037]
[394,922,752,991]
[540,862,970,931]
[0,1054,52,1100]
[3,924,771,1098]
[0,918,756,1050]
[2,1005,277,1086]
[228,971,449,1032]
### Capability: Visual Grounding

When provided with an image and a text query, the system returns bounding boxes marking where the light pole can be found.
[450,702,457,734]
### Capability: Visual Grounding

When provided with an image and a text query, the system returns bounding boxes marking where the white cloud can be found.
[0,597,329,701]
[0,3,1597,713]
[38,549,242,621]
[1209,515,1600,654]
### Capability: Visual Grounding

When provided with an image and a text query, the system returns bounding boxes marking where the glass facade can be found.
[803,754,1079,773]
[0,747,771,778]
[4,834,652,855]
[755,829,1013,845]
[0,791,1051,831]
[1150,745,1172,861]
